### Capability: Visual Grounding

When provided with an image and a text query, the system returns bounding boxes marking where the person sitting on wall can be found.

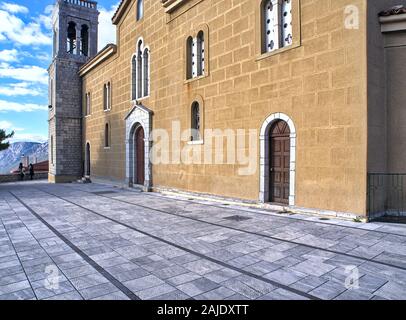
[29,163,34,180]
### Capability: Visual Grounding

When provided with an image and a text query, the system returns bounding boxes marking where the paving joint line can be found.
[67,188,406,273]
[97,185,406,238]
[37,188,321,300]
[0,218,38,300]
[9,191,140,301]
[4,196,86,301]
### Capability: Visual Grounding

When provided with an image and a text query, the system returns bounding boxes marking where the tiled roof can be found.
[379,5,406,17]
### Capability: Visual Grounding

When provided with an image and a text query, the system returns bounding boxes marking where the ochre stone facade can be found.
[78,0,370,216]
[49,0,406,219]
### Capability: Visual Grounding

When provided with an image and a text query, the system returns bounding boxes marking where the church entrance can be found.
[134,126,145,185]
[269,120,291,205]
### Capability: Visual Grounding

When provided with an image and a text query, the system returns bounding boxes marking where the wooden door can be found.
[135,126,145,185]
[269,120,290,204]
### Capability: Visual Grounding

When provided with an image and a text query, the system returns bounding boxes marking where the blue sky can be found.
[0,0,119,142]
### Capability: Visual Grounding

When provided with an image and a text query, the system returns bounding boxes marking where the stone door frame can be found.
[259,112,296,206]
[125,103,153,191]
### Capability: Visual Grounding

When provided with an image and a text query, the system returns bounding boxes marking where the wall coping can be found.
[380,13,406,32]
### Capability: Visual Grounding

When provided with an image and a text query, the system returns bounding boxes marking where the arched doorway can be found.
[125,104,152,190]
[259,113,296,206]
[85,143,91,177]
[134,126,145,185]
[269,120,290,204]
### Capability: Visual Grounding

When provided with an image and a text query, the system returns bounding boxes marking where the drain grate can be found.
[92,191,118,195]
[223,215,252,222]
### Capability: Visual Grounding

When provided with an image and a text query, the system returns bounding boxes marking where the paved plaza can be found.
[0,181,406,300]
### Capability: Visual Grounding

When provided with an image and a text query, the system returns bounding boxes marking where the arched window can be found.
[143,48,149,97]
[186,37,194,79]
[50,135,54,164]
[132,55,137,100]
[85,92,91,116]
[137,0,144,21]
[105,123,110,147]
[80,25,89,56]
[196,31,205,77]
[191,102,200,141]
[103,82,111,111]
[67,22,76,54]
[137,40,143,99]
[262,0,293,53]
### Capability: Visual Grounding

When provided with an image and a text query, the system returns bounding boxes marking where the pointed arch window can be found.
[191,102,201,141]
[131,55,137,100]
[131,39,150,100]
[137,40,143,99]
[143,48,149,97]
[137,0,144,21]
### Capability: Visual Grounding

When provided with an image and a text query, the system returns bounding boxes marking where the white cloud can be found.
[0,120,23,131]
[0,99,47,112]
[0,120,12,129]
[98,2,120,50]
[10,133,47,143]
[0,2,28,14]
[0,8,51,46]
[0,82,43,97]
[0,64,48,85]
[0,48,18,62]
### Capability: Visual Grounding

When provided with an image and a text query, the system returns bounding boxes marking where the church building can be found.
[49,0,406,221]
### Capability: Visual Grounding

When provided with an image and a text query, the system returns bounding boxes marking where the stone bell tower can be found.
[48,0,99,183]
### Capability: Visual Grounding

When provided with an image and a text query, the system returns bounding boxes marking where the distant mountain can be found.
[0,142,48,174]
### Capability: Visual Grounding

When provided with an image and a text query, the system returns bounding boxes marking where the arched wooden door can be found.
[135,126,145,185]
[269,120,290,204]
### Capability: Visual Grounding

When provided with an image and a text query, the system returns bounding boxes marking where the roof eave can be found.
[79,44,117,77]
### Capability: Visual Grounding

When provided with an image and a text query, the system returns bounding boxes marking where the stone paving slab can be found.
[1,182,406,300]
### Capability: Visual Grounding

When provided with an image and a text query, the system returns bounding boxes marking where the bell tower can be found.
[48,0,99,183]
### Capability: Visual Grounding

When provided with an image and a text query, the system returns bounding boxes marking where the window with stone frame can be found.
[191,102,201,141]
[263,0,293,53]
[186,31,205,80]
[132,39,150,100]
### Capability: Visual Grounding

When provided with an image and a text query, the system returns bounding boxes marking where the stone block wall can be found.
[82,0,370,215]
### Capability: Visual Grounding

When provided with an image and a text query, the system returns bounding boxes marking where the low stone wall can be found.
[0,172,48,183]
